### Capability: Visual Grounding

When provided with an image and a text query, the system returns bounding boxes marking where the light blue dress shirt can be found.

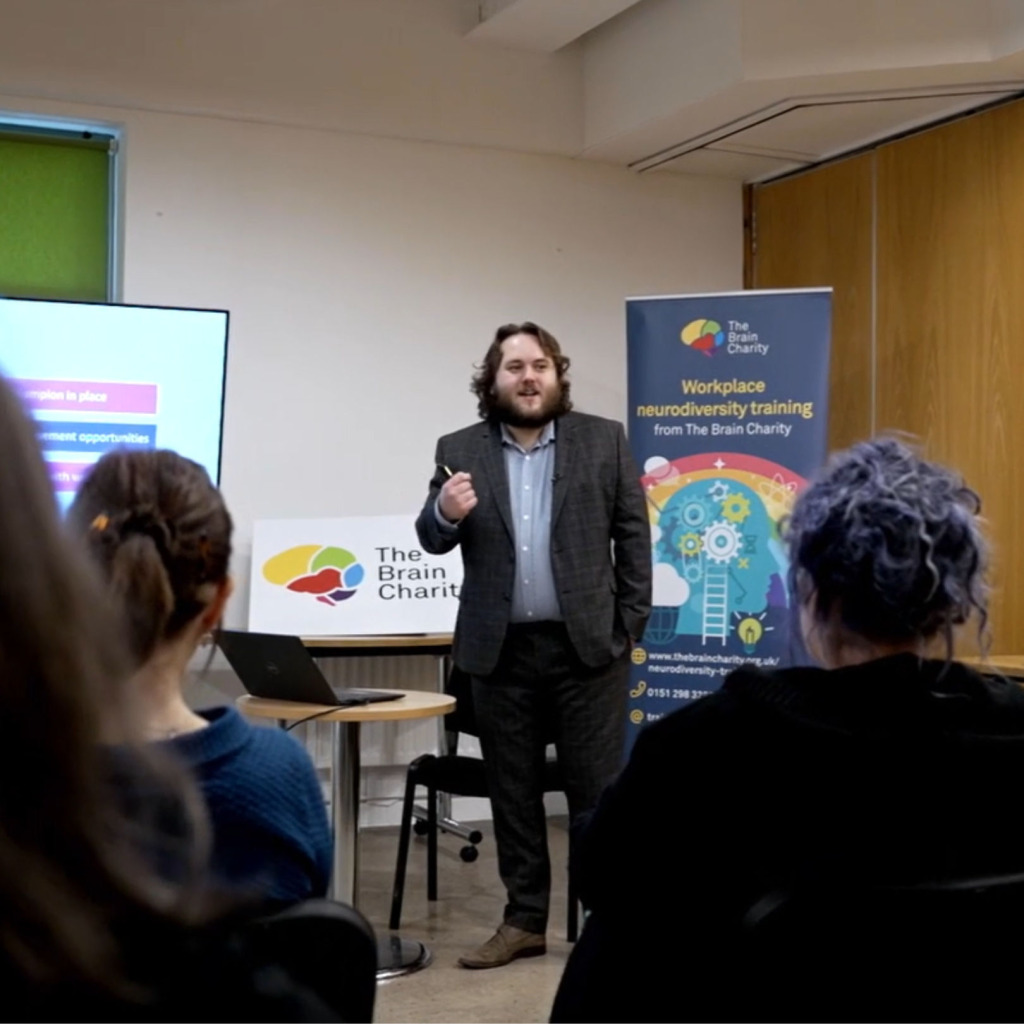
[500,421,562,623]
[433,420,563,623]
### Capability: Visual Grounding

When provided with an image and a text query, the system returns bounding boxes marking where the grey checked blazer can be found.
[416,411,652,677]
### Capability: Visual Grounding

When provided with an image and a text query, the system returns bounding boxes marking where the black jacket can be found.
[553,655,1024,1023]
[416,412,652,676]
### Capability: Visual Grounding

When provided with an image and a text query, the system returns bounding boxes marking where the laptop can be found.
[217,630,405,707]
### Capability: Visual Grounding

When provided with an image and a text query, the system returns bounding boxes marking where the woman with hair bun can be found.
[69,449,331,908]
[0,375,337,1020]
[552,438,1024,1023]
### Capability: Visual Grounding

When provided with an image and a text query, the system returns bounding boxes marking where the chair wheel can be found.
[459,845,479,863]
[413,819,430,837]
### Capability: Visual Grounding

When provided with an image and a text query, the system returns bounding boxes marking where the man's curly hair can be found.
[471,322,573,422]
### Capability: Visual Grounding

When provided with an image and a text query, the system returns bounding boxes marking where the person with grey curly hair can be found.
[551,438,1024,1024]
[787,436,988,666]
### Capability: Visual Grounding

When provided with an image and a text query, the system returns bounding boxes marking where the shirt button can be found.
[527,611,533,617]
[523,514,529,520]
[525,456,531,461]
[524,485,530,490]
[522,545,528,551]
[524,579,530,585]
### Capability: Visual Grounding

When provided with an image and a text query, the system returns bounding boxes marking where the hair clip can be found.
[90,513,110,532]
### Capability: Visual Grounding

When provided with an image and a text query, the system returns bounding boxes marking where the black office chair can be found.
[389,667,579,940]
[738,870,1024,1023]
[246,898,377,1022]
[553,868,1024,1023]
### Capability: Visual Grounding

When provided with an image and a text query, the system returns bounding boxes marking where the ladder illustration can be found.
[702,566,729,645]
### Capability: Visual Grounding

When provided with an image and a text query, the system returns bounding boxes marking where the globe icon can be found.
[644,605,680,645]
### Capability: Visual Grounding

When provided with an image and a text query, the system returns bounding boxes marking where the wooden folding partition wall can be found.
[750,98,1024,656]
[749,153,875,453]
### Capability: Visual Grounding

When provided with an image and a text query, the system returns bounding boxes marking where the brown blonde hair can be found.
[470,321,573,421]
[0,377,209,996]
[68,450,233,668]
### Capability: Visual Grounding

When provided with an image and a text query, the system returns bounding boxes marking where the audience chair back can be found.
[739,871,1024,1022]
[247,898,377,1022]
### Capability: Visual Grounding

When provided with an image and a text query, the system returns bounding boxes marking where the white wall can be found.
[1,94,739,622]
[0,0,585,156]
[0,89,741,820]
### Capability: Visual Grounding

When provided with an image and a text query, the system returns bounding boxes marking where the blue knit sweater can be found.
[163,707,332,906]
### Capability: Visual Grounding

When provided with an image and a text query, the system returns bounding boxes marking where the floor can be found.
[357,817,574,1024]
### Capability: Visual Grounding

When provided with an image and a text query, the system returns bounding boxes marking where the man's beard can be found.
[492,385,563,427]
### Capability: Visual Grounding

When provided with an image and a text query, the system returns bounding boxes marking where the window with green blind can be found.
[0,128,115,302]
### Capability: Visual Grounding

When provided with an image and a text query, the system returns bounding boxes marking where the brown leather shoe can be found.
[457,923,547,969]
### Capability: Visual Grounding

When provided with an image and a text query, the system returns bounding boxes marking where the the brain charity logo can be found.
[263,545,365,606]
[681,318,724,357]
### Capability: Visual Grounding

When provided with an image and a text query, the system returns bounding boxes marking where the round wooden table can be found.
[301,633,453,655]
[237,690,456,977]
[299,634,478,846]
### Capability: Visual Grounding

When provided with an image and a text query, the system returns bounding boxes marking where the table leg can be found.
[330,720,360,906]
[328,718,432,978]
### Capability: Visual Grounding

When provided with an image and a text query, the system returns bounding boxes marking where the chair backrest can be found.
[740,871,1024,1022]
[246,898,377,1022]
[444,666,479,740]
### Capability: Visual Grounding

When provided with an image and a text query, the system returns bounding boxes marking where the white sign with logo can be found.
[249,515,462,636]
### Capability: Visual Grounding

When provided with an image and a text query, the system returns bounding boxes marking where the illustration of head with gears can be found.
[649,476,789,646]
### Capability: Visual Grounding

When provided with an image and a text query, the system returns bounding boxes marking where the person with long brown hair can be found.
[0,373,334,1019]
[67,448,332,908]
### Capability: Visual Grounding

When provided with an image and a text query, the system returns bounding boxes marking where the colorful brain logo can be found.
[681,318,724,357]
[263,545,365,606]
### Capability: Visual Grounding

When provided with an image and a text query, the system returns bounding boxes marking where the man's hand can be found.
[439,471,477,523]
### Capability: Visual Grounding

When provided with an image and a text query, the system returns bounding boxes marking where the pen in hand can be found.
[437,463,477,520]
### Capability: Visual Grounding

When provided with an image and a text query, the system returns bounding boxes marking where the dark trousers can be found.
[471,622,629,934]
